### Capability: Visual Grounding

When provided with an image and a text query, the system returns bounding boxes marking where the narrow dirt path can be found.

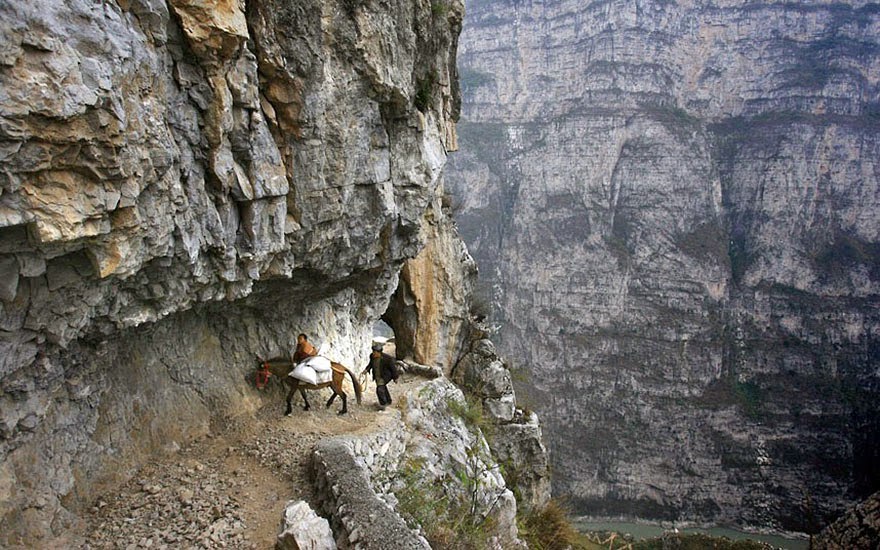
[82,374,419,549]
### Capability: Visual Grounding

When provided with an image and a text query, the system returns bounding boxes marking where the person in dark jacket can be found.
[364,341,398,408]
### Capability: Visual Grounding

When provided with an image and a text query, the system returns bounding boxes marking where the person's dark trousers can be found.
[376,384,392,405]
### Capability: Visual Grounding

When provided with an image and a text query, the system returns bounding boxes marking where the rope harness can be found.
[256,361,271,390]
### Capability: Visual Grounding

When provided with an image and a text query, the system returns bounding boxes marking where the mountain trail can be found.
[81,374,420,549]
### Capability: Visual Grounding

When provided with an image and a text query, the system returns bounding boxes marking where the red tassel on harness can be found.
[256,361,271,389]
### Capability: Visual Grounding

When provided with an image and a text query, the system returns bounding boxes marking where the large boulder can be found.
[276,500,336,550]
[452,338,515,422]
[488,413,552,511]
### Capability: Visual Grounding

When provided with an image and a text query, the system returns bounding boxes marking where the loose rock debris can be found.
[80,380,413,549]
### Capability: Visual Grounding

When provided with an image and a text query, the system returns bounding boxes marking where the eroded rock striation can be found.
[0,0,474,545]
[447,0,880,533]
[452,336,551,510]
[812,490,880,550]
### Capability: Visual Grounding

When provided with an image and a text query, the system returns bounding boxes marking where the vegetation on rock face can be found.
[459,66,495,92]
[414,72,437,112]
[438,350,787,550]
[808,230,880,283]
[446,394,492,436]
[518,500,595,550]
[392,385,515,549]
[394,455,499,549]
[698,375,765,419]
[431,0,448,17]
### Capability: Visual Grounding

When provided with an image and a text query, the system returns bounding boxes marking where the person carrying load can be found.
[290,333,332,385]
[293,333,318,363]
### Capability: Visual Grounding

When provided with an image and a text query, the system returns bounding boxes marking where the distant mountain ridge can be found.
[448,0,880,533]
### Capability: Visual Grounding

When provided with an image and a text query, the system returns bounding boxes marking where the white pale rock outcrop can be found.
[395,378,523,548]
[451,337,551,508]
[276,500,336,550]
[309,373,539,549]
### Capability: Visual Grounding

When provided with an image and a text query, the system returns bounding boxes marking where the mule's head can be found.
[259,356,293,378]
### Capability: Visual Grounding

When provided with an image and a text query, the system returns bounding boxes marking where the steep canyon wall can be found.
[0,0,466,545]
[447,0,880,532]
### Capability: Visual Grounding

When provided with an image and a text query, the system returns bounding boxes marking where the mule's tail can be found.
[345,367,363,404]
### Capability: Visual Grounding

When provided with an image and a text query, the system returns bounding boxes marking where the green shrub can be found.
[732,379,763,418]
[395,458,445,528]
[459,67,495,91]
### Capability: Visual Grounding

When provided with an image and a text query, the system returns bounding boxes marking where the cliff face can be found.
[447,0,880,532]
[0,0,464,544]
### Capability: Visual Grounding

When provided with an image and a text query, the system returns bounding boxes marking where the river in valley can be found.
[576,520,809,549]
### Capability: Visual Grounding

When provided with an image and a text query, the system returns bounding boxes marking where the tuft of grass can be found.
[395,458,447,531]
[446,395,495,438]
[519,500,598,550]
[414,73,436,112]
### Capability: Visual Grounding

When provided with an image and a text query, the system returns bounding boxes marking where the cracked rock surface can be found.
[0,0,465,545]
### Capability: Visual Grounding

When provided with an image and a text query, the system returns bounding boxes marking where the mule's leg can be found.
[339,391,348,414]
[285,381,297,416]
[301,388,310,410]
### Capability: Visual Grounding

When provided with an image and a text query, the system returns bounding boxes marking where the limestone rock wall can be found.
[385,189,478,373]
[446,0,880,533]
[0,0,464,545]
